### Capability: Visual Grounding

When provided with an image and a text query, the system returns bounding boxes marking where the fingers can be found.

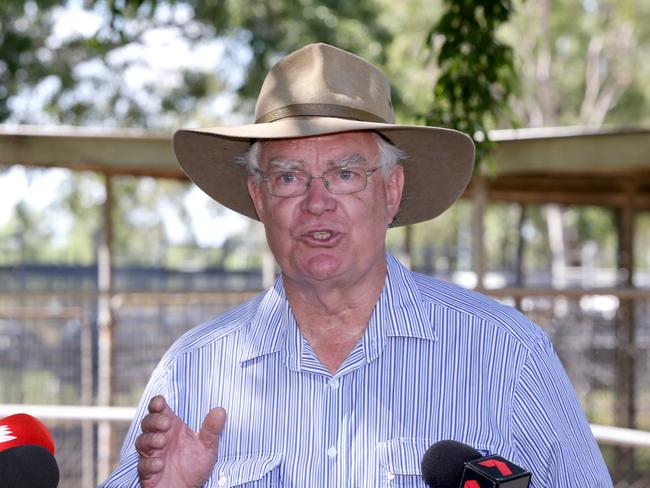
[136,429,166,482]
[137,455,164,479]
[141,411,171,434]
[141,397,173,434]
[135,431,167,456]
[137,396,173,459]
[137,397,173,483]
[198,407,227,450]
[147,395,167,415]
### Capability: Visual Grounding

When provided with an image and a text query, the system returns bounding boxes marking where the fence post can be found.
[613,182,637,479]
[97,175,115,484]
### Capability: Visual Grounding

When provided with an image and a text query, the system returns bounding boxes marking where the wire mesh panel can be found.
[2,280,649,486]
[111,293,257,408]
[497,293,650,485]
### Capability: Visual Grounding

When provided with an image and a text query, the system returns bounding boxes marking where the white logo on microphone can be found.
[0,425,17,443]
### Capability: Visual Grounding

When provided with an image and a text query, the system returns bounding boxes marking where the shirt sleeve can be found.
[510,334,613,487]
[98,363,172,487]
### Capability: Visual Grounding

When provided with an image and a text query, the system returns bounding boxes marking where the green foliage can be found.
[504,0,650,127]
[111,176,182,265]
[423,0,518,167]
[0,1,59,121]
[190,0,392,102]
[2,0,648,272]
[0,0,391,127]
[1,202,47,262]
[0,0,395,265]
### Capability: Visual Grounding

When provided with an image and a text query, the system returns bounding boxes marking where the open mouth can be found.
[310,231,332,240]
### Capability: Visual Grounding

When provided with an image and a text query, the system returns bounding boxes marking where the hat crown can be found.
[254,43,395,125]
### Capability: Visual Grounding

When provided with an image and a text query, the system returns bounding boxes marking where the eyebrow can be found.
[266,158,305,171]
[330,153,366,168]
[266,154,366,172]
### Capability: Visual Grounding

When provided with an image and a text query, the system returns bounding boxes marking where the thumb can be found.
[198,407,227,450]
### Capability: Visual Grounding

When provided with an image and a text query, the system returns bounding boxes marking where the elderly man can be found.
[101,43,612,487]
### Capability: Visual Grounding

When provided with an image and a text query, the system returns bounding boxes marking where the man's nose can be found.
[301,175,336,213]
[309,175,330,190]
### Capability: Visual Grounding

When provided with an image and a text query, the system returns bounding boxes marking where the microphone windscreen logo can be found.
[0,413,56,455]
[477,459,513,476]
[0,425,17,444]
[462,455,531,487]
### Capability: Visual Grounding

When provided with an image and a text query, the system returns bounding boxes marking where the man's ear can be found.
[247,176,266,223]
[385,165,404,225]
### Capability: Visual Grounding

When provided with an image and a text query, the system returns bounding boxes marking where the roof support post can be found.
[613,181,638,478]
[97,174,115,484]
[472,174,487,291]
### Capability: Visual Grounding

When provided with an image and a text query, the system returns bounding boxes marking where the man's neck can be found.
[282,262,387,374]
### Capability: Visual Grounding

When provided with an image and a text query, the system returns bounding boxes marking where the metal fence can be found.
[1,275,650,486]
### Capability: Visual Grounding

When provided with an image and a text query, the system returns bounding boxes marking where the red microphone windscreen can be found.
[0,414,55,455]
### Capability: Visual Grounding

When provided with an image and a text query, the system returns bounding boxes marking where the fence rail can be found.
[3,404,649,449]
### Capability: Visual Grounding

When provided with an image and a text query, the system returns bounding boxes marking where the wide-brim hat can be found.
[173,43,475,227]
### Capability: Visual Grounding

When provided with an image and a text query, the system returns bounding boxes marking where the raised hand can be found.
[135,395,227,488]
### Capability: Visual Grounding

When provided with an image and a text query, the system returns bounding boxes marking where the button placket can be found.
[323,374,342,484]
[217,470,228,487]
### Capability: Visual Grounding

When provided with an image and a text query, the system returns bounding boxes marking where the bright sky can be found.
[2,1,251,247]
[0,167,70,225]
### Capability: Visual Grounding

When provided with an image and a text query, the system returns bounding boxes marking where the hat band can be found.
[255,103,387,124]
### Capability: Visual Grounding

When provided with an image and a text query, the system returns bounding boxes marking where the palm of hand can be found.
[150,417,219,488]
[138,397,227,488]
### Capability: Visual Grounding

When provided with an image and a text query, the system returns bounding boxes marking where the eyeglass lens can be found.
[264,167,375,197]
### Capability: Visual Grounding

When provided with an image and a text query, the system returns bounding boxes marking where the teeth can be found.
[311,231,332,240]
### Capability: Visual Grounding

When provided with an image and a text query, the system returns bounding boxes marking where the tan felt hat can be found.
[173,43,475,227]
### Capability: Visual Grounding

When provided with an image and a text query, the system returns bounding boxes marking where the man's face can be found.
[247,131,404,288]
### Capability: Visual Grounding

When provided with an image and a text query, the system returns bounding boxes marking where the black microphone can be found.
[421,440,531,488]
[0,444,60,488]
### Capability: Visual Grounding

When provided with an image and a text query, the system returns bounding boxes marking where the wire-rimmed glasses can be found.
[257,166,380,197]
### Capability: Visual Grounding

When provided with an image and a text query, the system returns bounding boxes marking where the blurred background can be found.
[1,0,650,486]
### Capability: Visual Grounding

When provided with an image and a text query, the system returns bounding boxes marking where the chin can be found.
[296,254,345,282]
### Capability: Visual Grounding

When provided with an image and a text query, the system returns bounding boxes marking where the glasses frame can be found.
[257,166,380,198]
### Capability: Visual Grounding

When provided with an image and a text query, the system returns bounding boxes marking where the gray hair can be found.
[235,132,407,182]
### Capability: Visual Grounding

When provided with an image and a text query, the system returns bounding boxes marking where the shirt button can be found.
[387,471,395,482]
[217,471,228,487]
[330,378,339,389]
[327,446,337,458]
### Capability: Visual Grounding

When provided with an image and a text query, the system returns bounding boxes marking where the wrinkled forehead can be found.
[258,131,379,170]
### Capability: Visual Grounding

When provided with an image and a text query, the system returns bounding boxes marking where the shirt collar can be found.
[238,253,436,366]
[363,254,437,360]
[238,277,291,364]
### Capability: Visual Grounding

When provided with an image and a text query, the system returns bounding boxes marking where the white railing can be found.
[2,404,650,448]
[0,404,136,422]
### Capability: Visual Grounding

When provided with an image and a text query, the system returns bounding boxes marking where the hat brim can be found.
[172,117,475,227]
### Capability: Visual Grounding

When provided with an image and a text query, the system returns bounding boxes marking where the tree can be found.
[3,0,649,269]
[423,0,518,166]
[505,0,650,127]
[0,0,392,128]
[1,0,398,264]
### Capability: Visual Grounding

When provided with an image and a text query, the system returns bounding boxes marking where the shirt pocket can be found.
[209,452,283,487]
[377,438,430,488]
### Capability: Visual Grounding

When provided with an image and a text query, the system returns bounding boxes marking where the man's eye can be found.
[274,172,300,185]
[335,169,360,180]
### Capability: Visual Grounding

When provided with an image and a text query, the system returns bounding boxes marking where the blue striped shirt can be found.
[101,254,612,487]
